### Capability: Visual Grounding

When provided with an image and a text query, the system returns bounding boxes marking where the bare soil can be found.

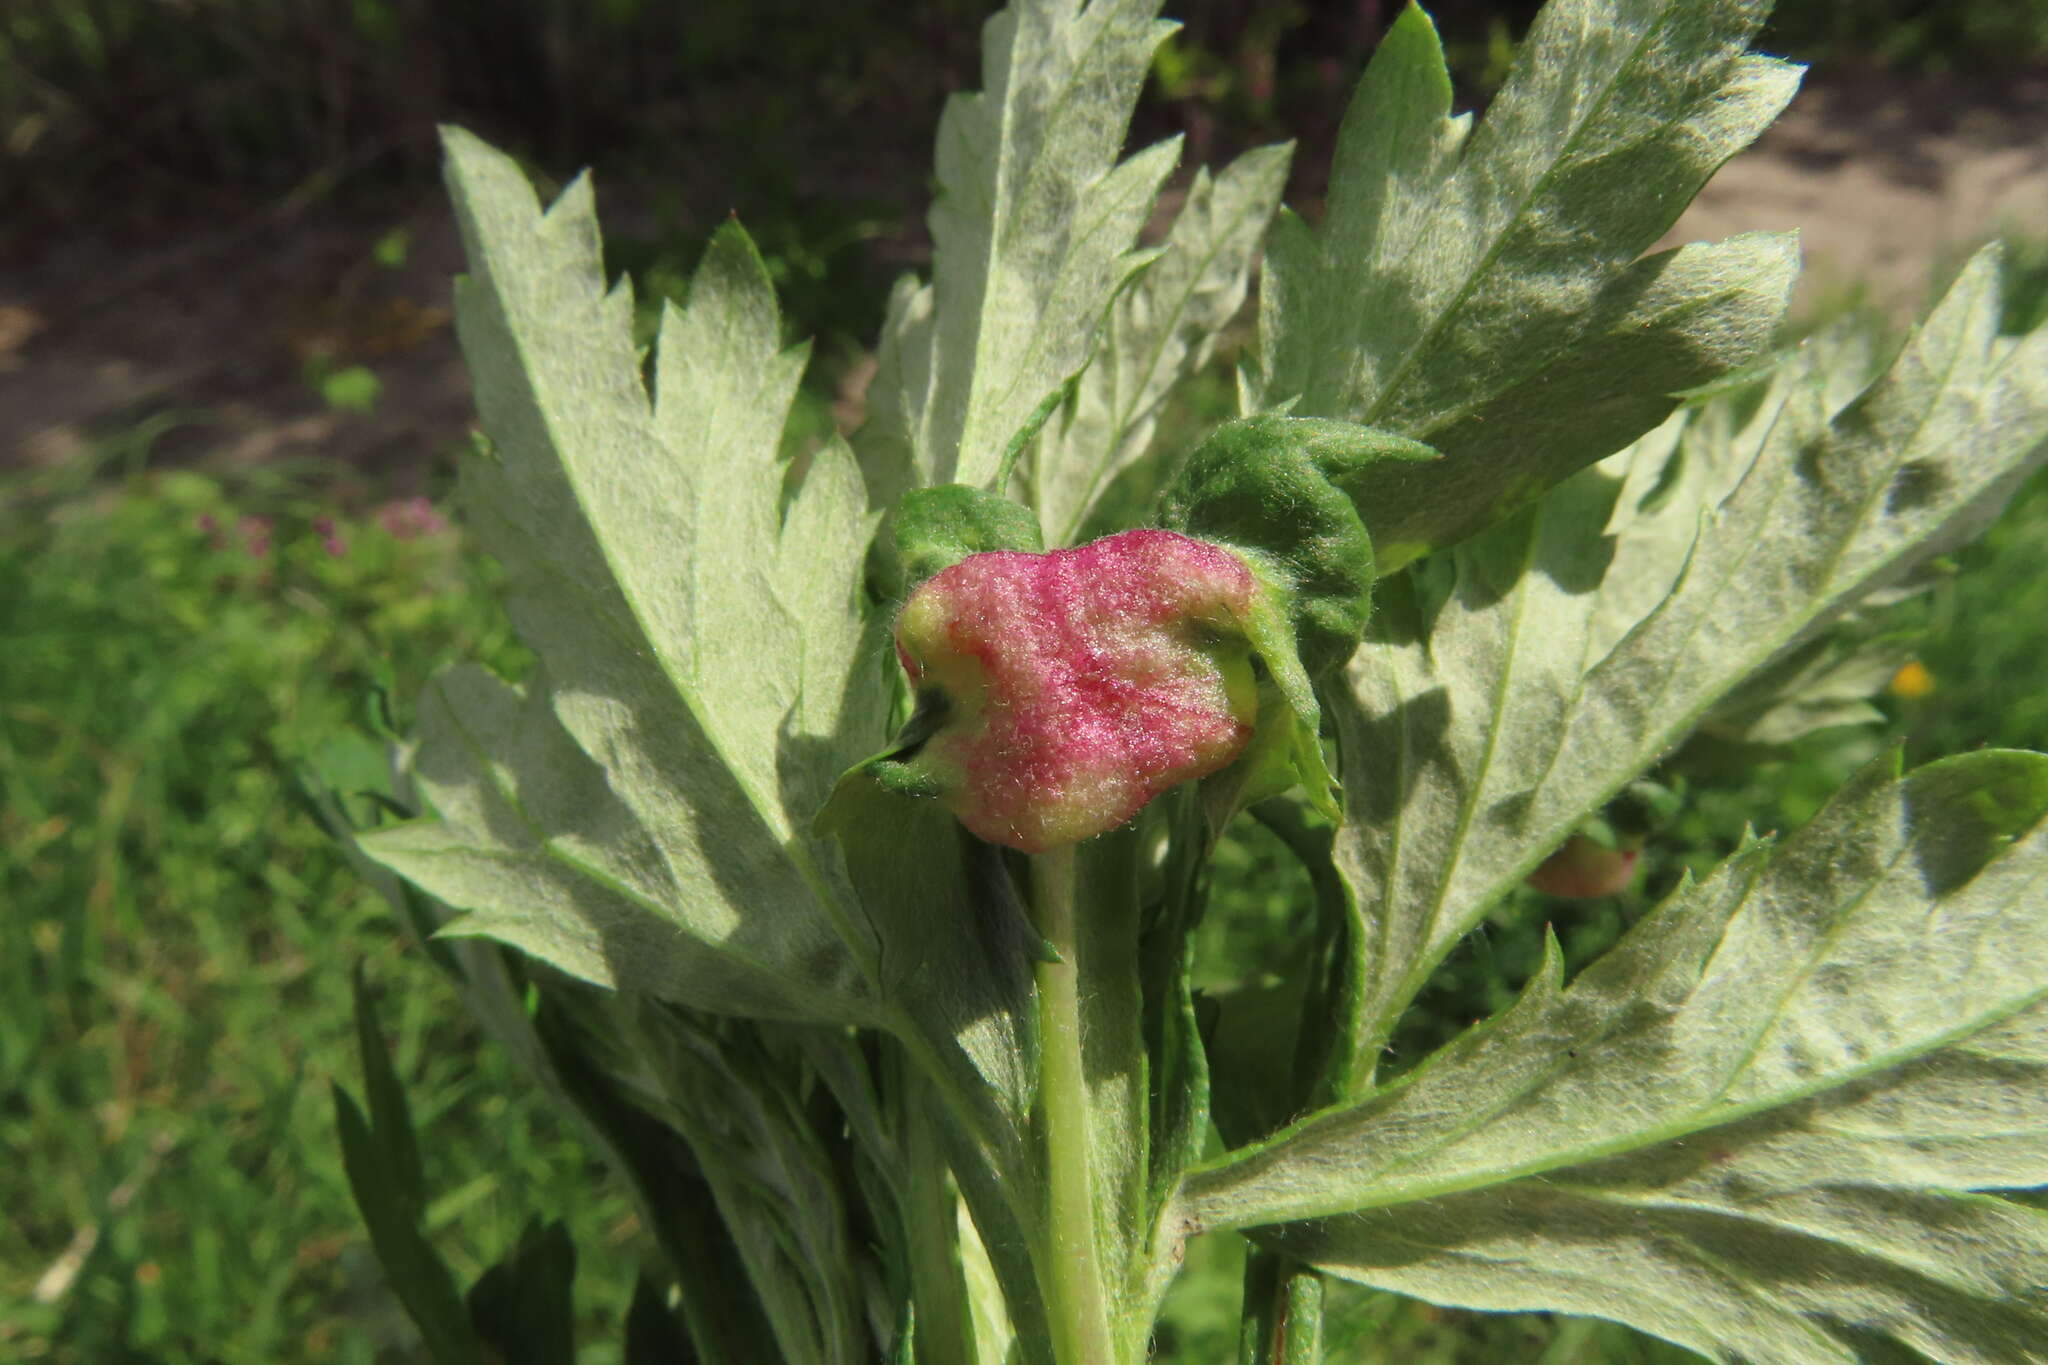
[1660,71,2048,307]
[4,71,2045,488]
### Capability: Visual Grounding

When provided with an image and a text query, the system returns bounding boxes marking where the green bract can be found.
[1160,414,1436,676]
[892,482,1046,589]
[330,1,2048,1362]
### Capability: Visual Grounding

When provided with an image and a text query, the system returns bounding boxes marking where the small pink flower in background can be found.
[311,514,349,556]
[237,516,273,558]
[196,513,227,550]
[377,496,448,540]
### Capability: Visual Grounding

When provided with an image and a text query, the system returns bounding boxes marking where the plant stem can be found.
[900,1072,977,1365]
[1031,844,1115,1365]
[1240,1250,1325,1365]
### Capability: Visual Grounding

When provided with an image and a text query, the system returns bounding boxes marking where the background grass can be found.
[0,452,645,1361]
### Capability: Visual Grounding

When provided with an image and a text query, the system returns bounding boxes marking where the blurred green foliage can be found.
[0,452,648,1362]
[7,0,2043,247]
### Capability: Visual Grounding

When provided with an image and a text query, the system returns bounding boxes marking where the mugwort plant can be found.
[319,0,2048,1359]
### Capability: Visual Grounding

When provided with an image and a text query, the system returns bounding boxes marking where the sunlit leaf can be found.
[1033,143,1291,544]
[860,0,1182,494]
[1252,0,1800,566]
[359,130,884,1018]
[1183,752,2048,1364]
[1330,248,2048,1073]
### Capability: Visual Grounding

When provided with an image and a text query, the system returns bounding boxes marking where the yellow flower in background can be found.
[1890,660,1936,699]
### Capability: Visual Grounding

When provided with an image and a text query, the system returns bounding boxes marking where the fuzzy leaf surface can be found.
[362,666,868,1018]
[1183,752,2048,1364]
[396,130,1062,1360]
[861,0,1182,491]
[1253,0,1800,566]
[361,130,883,1017]
[817,773,1052,1364]
[1033,143,1291,544]
[1330,248,2048,1069]
[619,1009,874,1365]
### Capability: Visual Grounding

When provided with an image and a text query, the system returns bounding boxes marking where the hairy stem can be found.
[1240,1249,1325,1365]
[1031,844,1115,1365]
[901,1078,977,1365]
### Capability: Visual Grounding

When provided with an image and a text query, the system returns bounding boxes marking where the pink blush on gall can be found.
[894,530,1261,852]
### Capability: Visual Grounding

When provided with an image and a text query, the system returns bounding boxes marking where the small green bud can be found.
[891,483,1045,589]
[1161,416,1435,676]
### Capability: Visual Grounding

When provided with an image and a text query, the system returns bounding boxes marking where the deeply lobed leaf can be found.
[1252,0,1800,566]
[1032,143,1292,544]
[1331,247,2048,1074]
[359,131,883,1017]
[1183,750,2048,1363]
[363,666,867,1018]
[861,0,1184,496]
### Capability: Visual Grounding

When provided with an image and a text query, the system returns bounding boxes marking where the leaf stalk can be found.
[1031,843,1116,1365]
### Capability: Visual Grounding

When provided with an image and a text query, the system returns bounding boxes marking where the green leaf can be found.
[530,997,783,1363]
[360,130,887,1018]
[1181,750,2048,1364]
[1068,831,1155,1342]
[334,1086,483,1364]
[801,1032,983,1365]
[859,0,1182,491]
[893,1303,919,1365]
[1699,625,1912,748]
[1033,142,1292,545]
[815,773,1053,1364]
[334,983,484,1365]
[1329,248,2048,1074]
[1252,0,1800,567]
[299,753,459,975]
[817,776,1038,1126]
[1254,799,1371,1113]
[445,118,881,824]
[618,1008,875,1365]
[1142,791,1215,1201]
[350,963,427,1214]
[467,1219,577,1365]
[361,666,871,1020]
